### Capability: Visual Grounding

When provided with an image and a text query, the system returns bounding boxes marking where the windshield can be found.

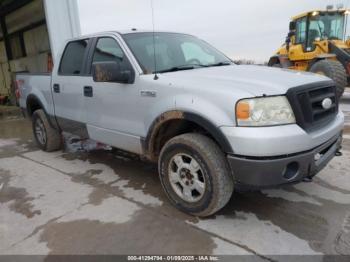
[309,12,345,40]
[123,32,232,74]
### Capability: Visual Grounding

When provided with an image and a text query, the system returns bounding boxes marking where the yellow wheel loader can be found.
[268,7,350,97]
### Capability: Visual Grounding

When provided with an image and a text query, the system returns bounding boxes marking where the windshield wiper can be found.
[207,61,232,67]
[156,64,208,74]
[155,62,231,74]
[156,66,195,74]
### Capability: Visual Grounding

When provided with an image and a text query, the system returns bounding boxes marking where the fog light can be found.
[283,162,299,180]
[314,153,322,161]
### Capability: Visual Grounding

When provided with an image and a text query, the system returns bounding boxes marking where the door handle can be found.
[53,84,60,93]
[84,86,93,97]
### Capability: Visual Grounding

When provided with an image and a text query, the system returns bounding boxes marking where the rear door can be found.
[51,39,92,137]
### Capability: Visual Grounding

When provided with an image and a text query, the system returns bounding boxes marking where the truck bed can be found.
[16,73,54,117]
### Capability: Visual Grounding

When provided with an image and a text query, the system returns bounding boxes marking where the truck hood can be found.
[159,65,331,96]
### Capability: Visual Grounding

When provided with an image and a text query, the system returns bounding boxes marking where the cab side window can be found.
[91,38,126,73]
[295,17,307,44]
[59,39,89,75]
[307,20,323,51]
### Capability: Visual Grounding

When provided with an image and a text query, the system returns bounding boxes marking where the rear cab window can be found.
[59,39,89,75]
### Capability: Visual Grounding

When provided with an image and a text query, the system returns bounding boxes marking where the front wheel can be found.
[32,109,62,152]
[158,133,234,217]
[309,60,347,98]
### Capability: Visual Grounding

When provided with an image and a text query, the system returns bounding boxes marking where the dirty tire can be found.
[309,60,347,98]
[158,133,234,217]
[32,109,62,152]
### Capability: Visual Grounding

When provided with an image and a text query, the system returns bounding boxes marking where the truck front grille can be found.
[286,81,338,131]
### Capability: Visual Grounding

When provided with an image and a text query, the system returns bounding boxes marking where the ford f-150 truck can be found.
[17,30,344,217]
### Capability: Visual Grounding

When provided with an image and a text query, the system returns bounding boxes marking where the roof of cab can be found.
[63,30,193,44]
[71,29,189,39]
[292,9,348,20]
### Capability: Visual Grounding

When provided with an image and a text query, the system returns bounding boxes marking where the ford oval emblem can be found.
[322,98,332,110]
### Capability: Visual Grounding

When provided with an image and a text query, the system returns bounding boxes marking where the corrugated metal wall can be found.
[0,40,10,96]
[5,0,45,34]
[0,0,81,98]
[0,0,50,97]
[9,25,50,73]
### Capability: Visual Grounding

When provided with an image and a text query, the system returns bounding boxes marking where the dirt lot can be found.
[0,96,350,261]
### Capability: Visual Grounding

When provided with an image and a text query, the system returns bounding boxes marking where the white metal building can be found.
[0,0,81,103]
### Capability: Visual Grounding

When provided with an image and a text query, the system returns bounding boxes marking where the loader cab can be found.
[270,9,349,97]
[289,10,347,53]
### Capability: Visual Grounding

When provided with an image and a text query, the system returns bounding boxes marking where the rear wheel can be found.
[32,109,62,152]
[309,60,347,98]
[158,133,234,217]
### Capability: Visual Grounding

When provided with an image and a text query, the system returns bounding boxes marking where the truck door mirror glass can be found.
[92,61,134,84]
[289,21,296,31]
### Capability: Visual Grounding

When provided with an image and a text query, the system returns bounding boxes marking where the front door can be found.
[84,37,145,154]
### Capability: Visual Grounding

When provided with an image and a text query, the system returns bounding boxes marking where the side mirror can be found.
[289,21,296,31]
[92,61,134,84]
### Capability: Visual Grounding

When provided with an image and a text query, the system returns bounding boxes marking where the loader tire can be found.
[32,109,62,152]
[309,60,347,98]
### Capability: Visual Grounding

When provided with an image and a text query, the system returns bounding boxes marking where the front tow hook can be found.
[335,151,343,157]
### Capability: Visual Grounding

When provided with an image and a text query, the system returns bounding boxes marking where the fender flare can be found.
[268,55,280,66]
[268,55,292,68]
[307,54,337,70]
[26,94,59,130]
[142,110,234,159]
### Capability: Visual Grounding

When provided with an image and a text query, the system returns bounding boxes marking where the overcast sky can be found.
[77,0,349,62]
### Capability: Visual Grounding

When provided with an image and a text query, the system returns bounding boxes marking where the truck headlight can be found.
[236,96,296,127]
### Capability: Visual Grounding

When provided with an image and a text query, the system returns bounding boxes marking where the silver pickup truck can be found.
[17,30,344,216]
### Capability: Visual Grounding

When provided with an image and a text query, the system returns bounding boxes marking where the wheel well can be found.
[152,119,203,156]
[268,56,280,66]
[268,55,292,68]
[146,117,232,161]
[26,96,43,117]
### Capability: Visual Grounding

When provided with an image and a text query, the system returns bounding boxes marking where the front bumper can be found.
[221,111,344,157]
[227,133,342,189]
